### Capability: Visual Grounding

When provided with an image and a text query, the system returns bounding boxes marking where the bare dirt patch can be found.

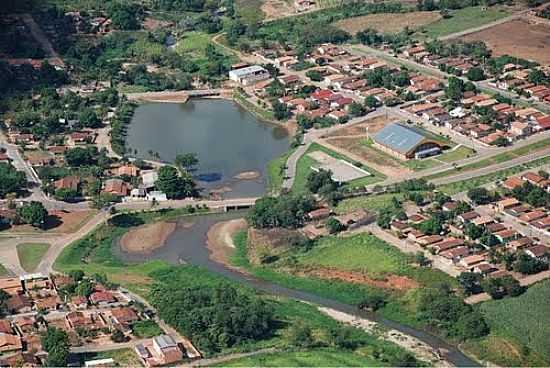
[335,11,442,35]
[120,221,177,255]
[206,219,247,265]
[462,18,550,64]
[142,17,173,31]
[8,210,97,234]
[323,137,412,177]
[262,0,296,20]
[297,266,419,291]
[325,115,398,138]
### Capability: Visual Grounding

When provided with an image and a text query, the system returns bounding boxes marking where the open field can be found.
[325,114,397,137]
[463,280,550,366]
[16,243,50,272]
[293,143,385,192]
[461,18,550,65]
[176,31,212,57]
[335,11,441,35]
[418,6,511,38]
[436,146,476,163]
[219,348,382,366]
[336,193,406,214]
[80,348,145,367]
[236,0,266,23]
[0,264,10,276]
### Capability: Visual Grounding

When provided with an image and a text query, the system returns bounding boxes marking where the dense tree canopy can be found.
[150,282,274,354]
[155,165,197,199]
[247,194,315,229]
[17,201,48,228]
[0,163,26,198]
[42,327,70,367]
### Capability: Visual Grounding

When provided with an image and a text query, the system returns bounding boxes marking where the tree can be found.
[108,2,142,30]
[445,77,464,101]
[75,280,94,297]
[272,100,291,121]
[458,272,483,296]
[111,329,126,343]
[464,223,484,240]
[79,108,101,128]
[466,66,486,81]
[0,290,10,316]
[287,323,315,348]
[42,327,70,367]
[175,153,199,171]
[156,166,197,199]
[513,253,549,275]
[54,188,79,202]
[415,252,431,267]
[467,187,494,205]
[326,217,345,234]
[68,270,85,282]
[365,95,379,108]
[348,102,366,117]
[358,294,386,311]
[17,201,47,228]
[305,70,323,82]
[0,163,26,198]
[306,169,336,194]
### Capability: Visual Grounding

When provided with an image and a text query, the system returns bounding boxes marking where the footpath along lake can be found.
[126,99,289,197]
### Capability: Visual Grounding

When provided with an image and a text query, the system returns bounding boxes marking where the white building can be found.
[229,65,270,86]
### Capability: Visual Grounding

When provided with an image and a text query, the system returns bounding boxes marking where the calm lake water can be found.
[126,99,289,197]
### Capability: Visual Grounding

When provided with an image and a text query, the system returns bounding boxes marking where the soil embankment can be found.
[119,221,177,254]
[206,219,247,265]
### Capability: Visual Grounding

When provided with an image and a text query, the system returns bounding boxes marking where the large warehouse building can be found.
[228,65,270,86]
[372,122,443,160]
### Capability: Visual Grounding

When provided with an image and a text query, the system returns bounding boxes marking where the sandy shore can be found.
[233,171,261,180]
[206,218,247,265]
[318,307,454,367]
[119,221,177,254]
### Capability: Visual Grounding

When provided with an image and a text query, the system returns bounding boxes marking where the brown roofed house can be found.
[54,176,80,191]
[0,278,23,296]
[102,179,129,197]
[111,306,139,327]
[6,294,32,314]
[0,333,22,353]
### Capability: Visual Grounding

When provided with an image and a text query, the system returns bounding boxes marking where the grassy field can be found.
[418,6,511,38]
[463,280,550,366]
[233,231,455,328]
[437,146,476,163]
[219,348,383,366]
[335,11,441,35]
[132,320,163,338]
[426,138,550,181]
[16,243,50,272]
[0,264,9,276]
[80,348,144,367]
[176,31,212,57]
[335,193,406,214]
[235,0,265,24]
[233,90,276,122]
[293,143,386,192]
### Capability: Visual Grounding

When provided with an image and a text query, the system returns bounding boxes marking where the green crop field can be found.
[418,6,510,38]
[468,280,550,366]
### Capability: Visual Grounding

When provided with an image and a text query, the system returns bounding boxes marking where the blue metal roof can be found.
[372,122,427,155]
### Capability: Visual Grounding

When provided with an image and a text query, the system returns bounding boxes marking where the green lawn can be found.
[219,348,383,367]
[299,234,405,275]
[132,320,163,338]
[335,193,405,214]
[293,143,386,192]
[463,280,550,366]
[0,264,9,276]
[437,146,476,163]
[17,243,50,272]
[419,6,511,38]
[176,31,213,56]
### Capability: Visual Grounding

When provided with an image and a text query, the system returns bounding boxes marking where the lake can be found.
[126,99,289,197]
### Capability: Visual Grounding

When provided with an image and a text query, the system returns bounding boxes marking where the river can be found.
[126,99,289,197]
[114,211,479,367]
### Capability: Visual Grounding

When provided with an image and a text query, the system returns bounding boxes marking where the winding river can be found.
[115,211,479,367]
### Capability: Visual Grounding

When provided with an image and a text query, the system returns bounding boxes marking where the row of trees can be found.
[247,194,315,229]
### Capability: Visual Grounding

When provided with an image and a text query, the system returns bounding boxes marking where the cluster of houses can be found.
[404,92,550,146]
[231,43,443,124]
[403,44,483,77]
[389,179,549,281]
[0,273,200,367]
[490,67,550,104]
